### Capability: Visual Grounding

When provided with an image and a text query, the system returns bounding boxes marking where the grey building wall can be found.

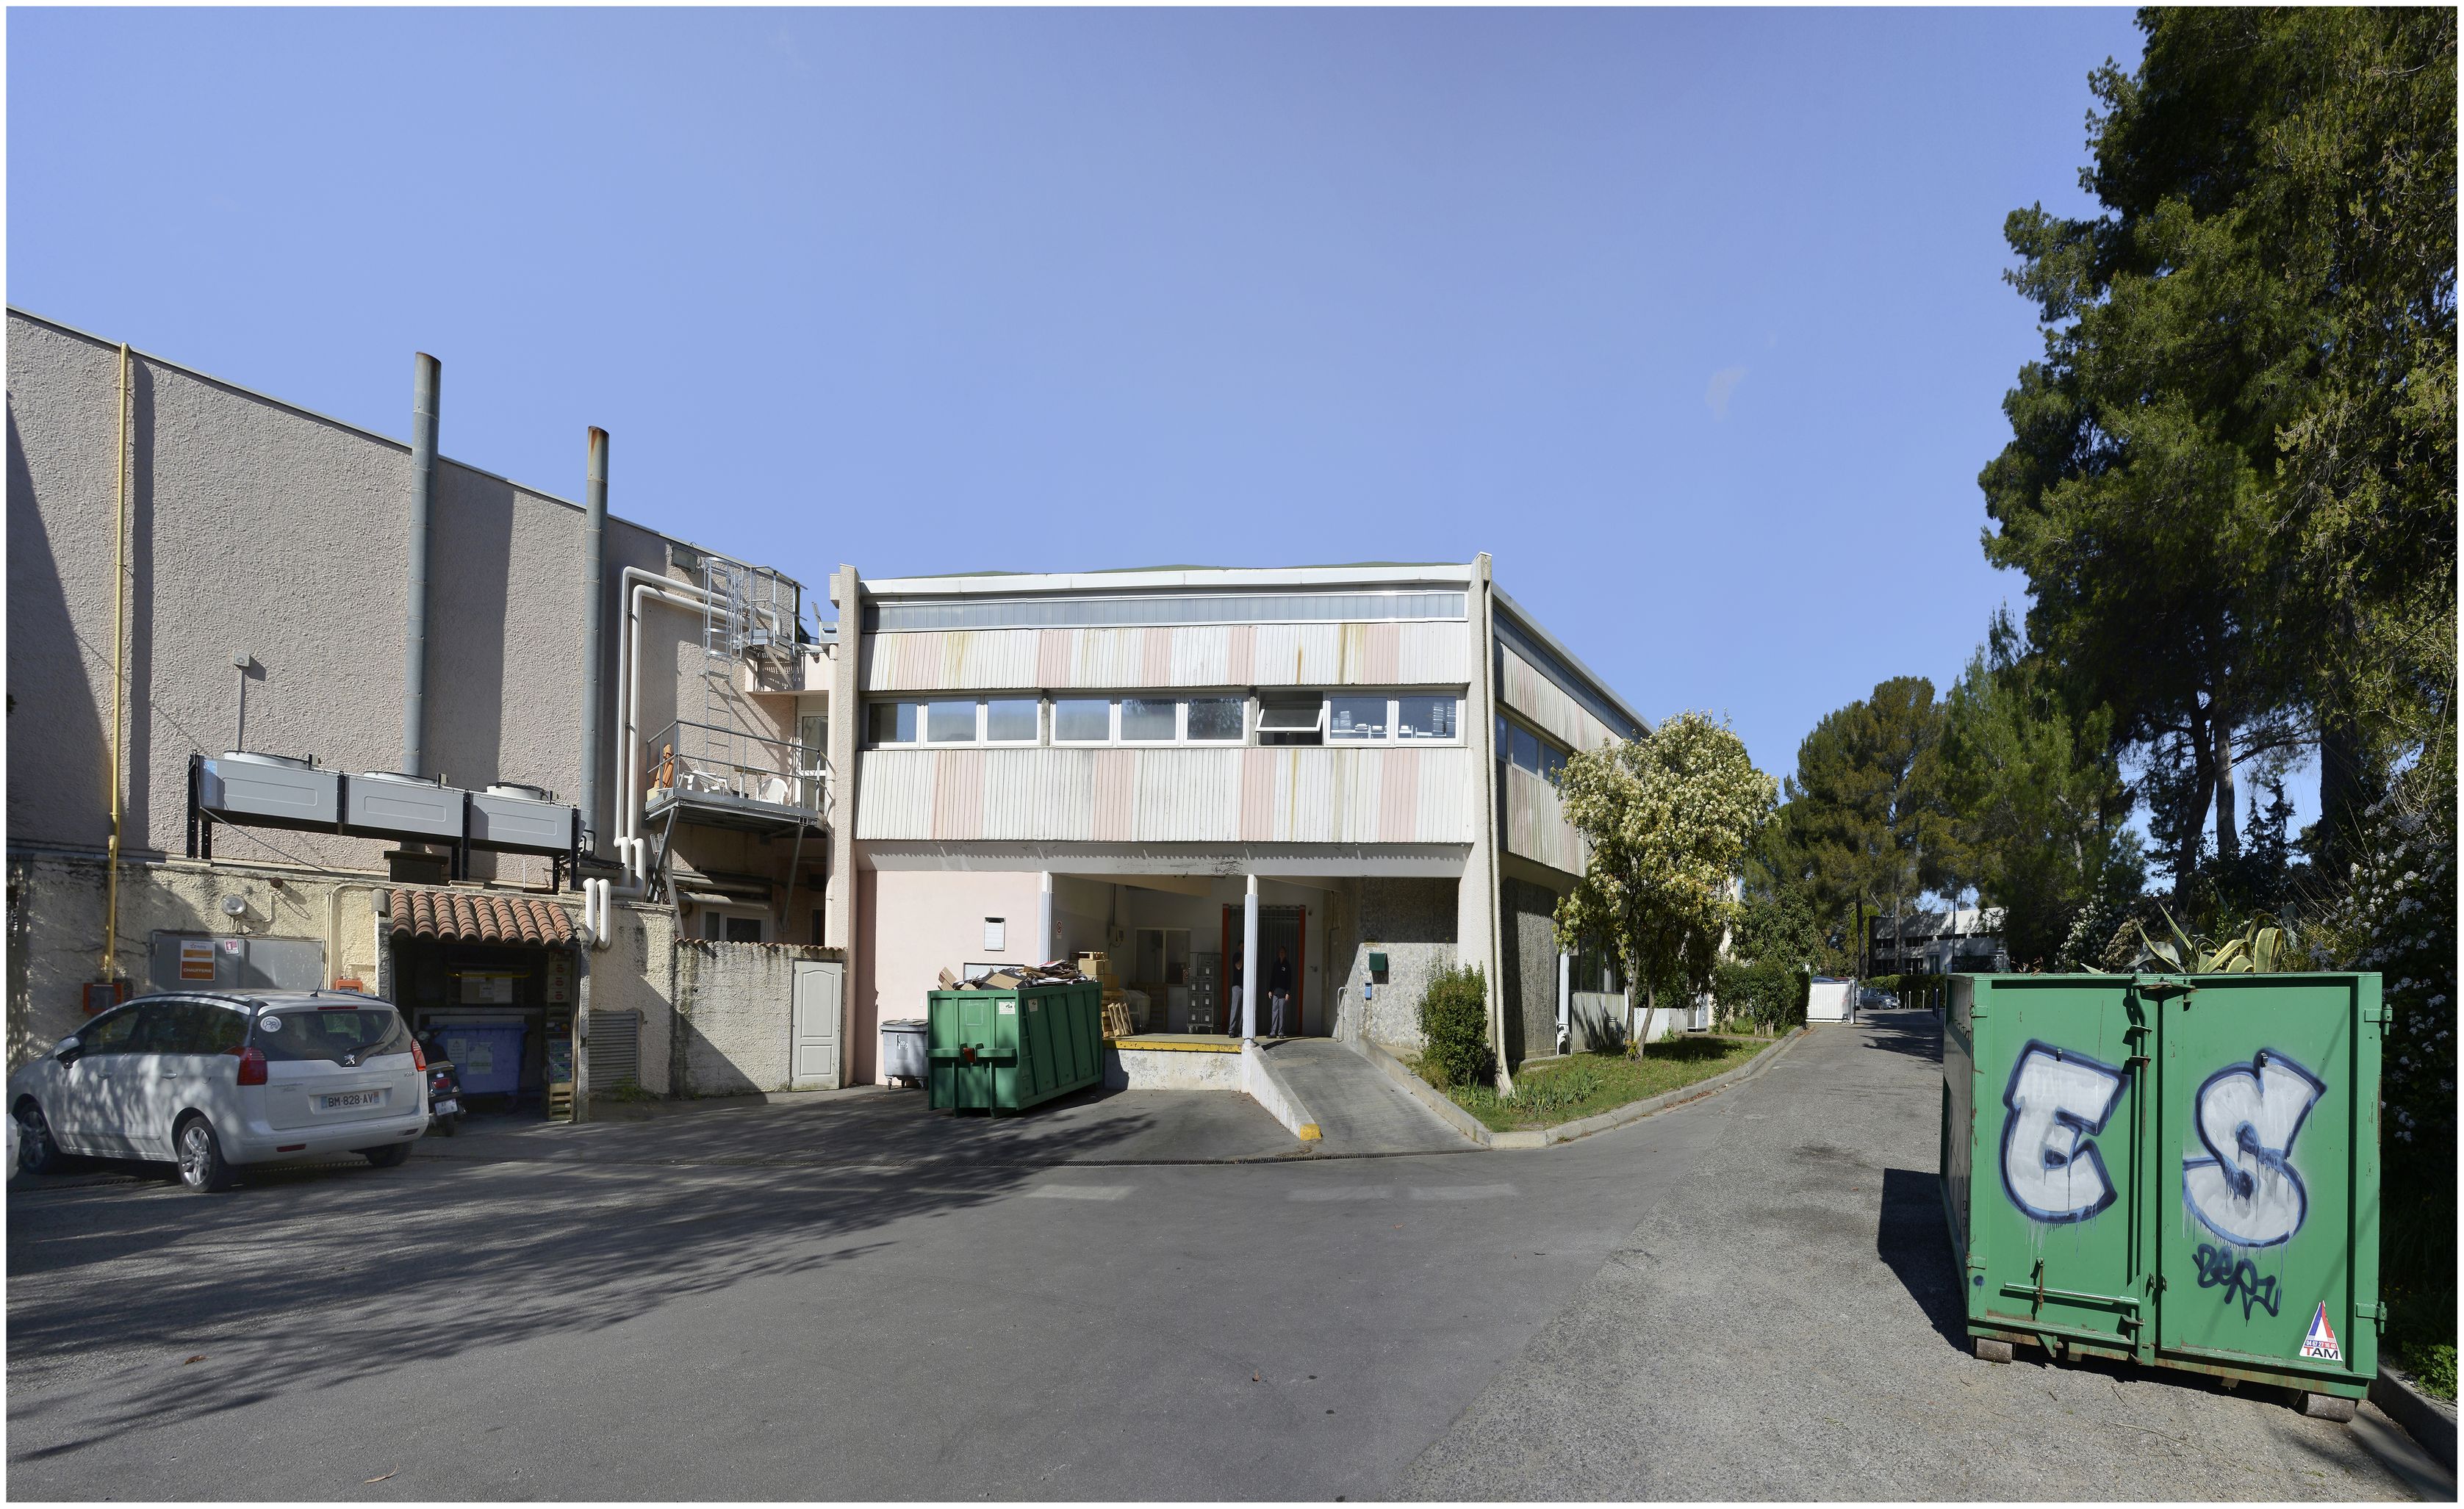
[5,851,392,1067]
[6,309,823,1080]
[588,901,680,1096]
[4,309,695,874]
[1340,876,1458,1051]
[1498,876,1561,1070]
[671,940,842,1096]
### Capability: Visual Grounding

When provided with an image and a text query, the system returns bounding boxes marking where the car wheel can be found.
[14,1100,71,1177]
[175,1115,236,1192]
[361,1142,413,1169]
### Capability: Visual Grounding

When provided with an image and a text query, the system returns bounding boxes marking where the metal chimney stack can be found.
[579,426,609,854]
[403,352,441,777]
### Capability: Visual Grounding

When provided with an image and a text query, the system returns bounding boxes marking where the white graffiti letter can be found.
[2183,1050,2324,1248]
[2001,1042,2127,1223]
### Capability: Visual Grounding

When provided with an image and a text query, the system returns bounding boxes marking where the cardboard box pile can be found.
[943,959,1091,991]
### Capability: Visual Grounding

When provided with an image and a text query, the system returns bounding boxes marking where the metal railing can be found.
[644,718,830,818]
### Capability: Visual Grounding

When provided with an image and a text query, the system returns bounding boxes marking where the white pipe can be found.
[600,569,716,939]
[1038,871,1055,965]
[325,882,382,987]
[572,569,712,951]
[615,568,711,886]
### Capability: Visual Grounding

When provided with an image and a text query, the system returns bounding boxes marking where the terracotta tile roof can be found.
[381,887,577,947]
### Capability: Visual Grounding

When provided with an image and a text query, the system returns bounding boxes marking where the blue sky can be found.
[10,6,2166,794]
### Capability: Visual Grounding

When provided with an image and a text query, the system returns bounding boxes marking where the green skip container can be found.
[927,979,1104,1115]
[1941,971,2383,1413]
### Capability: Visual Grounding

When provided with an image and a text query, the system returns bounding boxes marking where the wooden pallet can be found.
[1102,1001,1135,1040]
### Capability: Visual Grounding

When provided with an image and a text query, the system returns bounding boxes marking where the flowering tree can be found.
[1554,711,1777,1053]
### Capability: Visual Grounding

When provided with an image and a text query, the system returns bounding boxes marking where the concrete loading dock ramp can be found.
[1260,1038,1477,1156]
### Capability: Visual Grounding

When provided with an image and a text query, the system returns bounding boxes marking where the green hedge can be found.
[1418,962,1495,1089]
[1864,972,1949,1008]
[1713,957,1806,1031]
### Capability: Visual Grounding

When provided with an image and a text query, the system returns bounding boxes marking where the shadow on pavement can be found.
[1859,1006,1943,1065]
[1876,1165,1970,1354]
[420,1079,1299,1170]
[6,1103,1160,1459]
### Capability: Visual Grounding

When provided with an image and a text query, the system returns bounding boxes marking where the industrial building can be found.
[5,308,840,1109]
[9,308,1659,1123]
[827,560,1655,1087]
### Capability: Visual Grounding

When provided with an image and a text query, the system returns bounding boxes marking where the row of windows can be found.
[1498,713,1570,781]
[867,691,1464,749]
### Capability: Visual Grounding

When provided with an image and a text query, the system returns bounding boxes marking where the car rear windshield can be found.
[253,1006,413,1064]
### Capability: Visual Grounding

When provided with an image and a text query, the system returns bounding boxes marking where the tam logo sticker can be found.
[998,1003,1016,1016]
[2300,1303,2342,1361]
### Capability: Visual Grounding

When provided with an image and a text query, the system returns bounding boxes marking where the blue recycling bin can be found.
[442,1024,526,1096]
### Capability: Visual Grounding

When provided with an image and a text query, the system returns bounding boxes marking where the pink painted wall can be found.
[855,868,1048,1085]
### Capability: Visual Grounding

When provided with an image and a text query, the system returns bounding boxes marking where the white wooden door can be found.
[791,959,842,1090]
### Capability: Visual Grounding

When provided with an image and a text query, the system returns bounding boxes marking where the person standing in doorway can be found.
[1227,948,1244,1038]
[1268,945,1295,1038]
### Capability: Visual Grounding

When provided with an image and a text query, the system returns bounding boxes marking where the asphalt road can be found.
[7,1015,2427,1501]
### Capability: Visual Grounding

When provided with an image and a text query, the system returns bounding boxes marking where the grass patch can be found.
[1434,1035,1775,1132]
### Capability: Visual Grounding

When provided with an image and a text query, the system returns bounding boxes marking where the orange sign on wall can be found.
[179,939,217,981]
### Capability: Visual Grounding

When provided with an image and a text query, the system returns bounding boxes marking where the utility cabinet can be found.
[1942,972,2382,1404]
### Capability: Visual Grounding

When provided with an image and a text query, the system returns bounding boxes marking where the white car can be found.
[9,990,428,1192]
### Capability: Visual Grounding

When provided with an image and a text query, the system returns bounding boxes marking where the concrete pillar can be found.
[1038,871,1055,965]
[1241,874,1260,1042]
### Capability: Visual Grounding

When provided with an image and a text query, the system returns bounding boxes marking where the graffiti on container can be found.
[2001,1041,2127,1223]
[2192,1241,2282,1319]
[2183,1049,2325,1248]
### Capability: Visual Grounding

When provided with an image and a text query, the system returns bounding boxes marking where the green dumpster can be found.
[1942,971,2382,1409]
[927,979,1104,1114]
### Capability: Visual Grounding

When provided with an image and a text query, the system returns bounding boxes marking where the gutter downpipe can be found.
[403,353,440,779]
[102,342,132,988]
[1556,949,1571,1055]
[578,428,608,861]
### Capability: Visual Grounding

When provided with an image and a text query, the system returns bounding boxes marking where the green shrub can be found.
[1713,957,1805,1032]
[1418,963,1495,1089]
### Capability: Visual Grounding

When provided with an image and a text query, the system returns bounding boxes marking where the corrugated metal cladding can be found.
[856,746,1473,845]
[861,622,1471,693]
[866,590,1466,633]
[1500,645,1620,752]
[1503,762,1587,876]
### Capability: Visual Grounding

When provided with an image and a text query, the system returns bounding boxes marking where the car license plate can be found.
[432,1099,459,1114]
[320,1090,382,1112]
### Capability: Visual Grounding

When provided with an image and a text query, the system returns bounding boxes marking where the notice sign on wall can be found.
[544,954,573,1005]
[179,939,217,981]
